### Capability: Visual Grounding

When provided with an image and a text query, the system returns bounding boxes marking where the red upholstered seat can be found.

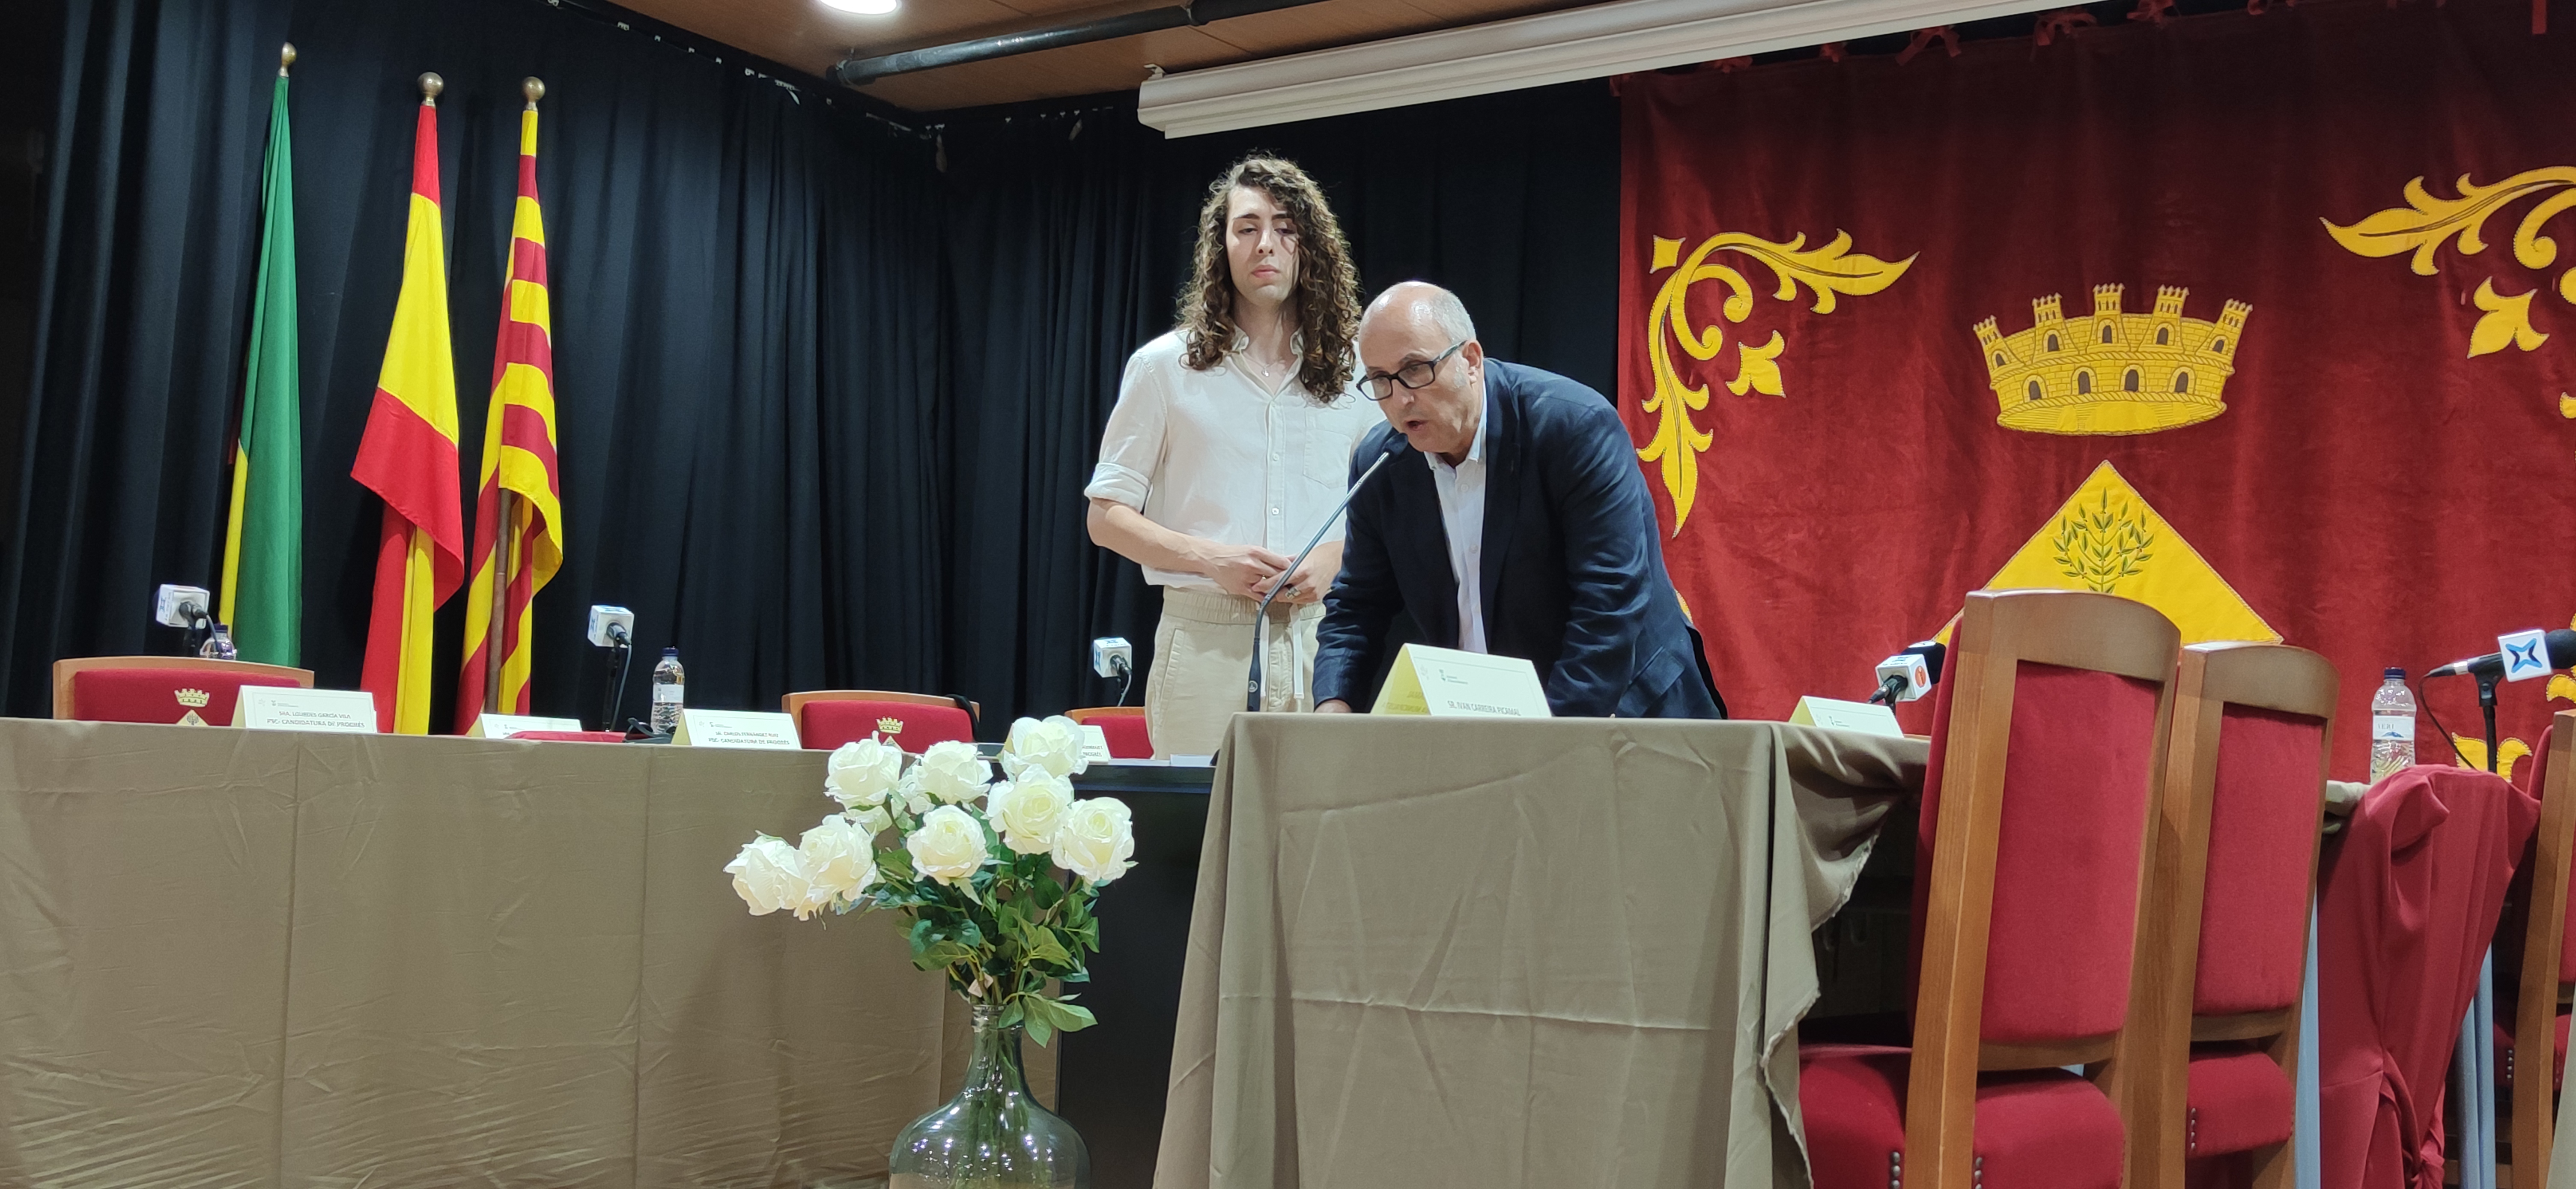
[1800,1045,2124,1189]
[799,699,974,752]
[70,667,304,725]
[2185,1044,2296,1156]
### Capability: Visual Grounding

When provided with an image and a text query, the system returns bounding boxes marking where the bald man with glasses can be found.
[1312,282,1726,720]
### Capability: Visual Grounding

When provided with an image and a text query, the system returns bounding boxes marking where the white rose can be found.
[907,804,992,886]
[1001,715,1089,780]
[896,767,936,819]
[985,769,1075,856]
[1051,797,1136,886]
[915,740,993,804]
[798,816,879,909]
[825,739,903,809]
[846,805,894,838]
[724,835,813,916]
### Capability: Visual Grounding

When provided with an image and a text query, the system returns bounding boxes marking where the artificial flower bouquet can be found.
[726,715,1135,1043]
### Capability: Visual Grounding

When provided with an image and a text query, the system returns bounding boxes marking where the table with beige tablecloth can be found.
[1154,715,1926,1189]
[0,718,1049,1188]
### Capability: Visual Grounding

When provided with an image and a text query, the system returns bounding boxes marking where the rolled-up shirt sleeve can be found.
[1084,353,1167,510]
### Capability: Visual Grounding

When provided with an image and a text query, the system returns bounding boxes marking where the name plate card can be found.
[1371,644,1553,718]
[1789,695,1906,738]
[674,708,803,750]
[231,687,382,734]
[470,714,585,739]
[1079,724,1115,765]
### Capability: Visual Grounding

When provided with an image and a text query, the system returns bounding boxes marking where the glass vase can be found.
[888,1003,1090,1189]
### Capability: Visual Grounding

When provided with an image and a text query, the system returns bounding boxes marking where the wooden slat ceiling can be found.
[613,0,1610,112]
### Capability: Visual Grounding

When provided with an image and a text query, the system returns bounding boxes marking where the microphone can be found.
[1867,640,1947,705]
[2425,628,2576,680]
[1246,438,1405,713]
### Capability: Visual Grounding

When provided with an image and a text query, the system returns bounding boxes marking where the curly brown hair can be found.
[1176,156,1360,404]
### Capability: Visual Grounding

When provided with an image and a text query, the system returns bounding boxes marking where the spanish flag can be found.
[219,48,302,666]
[353,78,465,735]
[455,81,565,732]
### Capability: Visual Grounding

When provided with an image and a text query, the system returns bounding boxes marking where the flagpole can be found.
[485,490,512,712]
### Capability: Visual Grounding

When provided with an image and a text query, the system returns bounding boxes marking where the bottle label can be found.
[2372,714,2413,741]
[653,685,684,704]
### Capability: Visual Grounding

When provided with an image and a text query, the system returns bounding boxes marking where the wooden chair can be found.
[2121,643,2339,1189]
[2512,714,2576,1189]
[52,655,314,725]
[783,690,979,751]
[1062,706,1151,760]
[1799,589,2181,1189]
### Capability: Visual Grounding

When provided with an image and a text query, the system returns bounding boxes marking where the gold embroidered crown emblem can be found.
[877,717,905,736]
[1972,284,2250,436]
[173,688,212,708]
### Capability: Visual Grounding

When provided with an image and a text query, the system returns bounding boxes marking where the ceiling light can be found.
[819,0,899,14]
[1139,0,2065,137]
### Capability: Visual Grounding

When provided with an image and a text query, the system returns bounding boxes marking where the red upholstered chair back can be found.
[2191,704,2333,1015]
[1064,707,1152,760]
[2512,714,2576,1185]
[786,690,978,752]
[1902,589,2180,1189]
[53,657,315,725]
[2119,642,2337,1189]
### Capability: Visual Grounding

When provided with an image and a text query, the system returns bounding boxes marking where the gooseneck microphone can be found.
[2424,629,2576,681]
[1246,439,1405,714]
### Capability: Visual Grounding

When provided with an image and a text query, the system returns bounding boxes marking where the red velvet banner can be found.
[1619,0,2575,777]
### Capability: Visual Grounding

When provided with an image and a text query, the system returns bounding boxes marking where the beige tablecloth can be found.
[0,719,1047,1188]
[1154,715,1926,1189]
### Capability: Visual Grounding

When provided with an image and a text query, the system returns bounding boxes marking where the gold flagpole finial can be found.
[280,43,296,75]
[418,72,444,103]
[522,77,545,108]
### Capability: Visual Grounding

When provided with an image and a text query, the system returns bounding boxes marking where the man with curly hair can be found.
[1085,156,1377,758]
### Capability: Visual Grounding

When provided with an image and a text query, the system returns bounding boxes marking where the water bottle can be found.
[650,648,685,735]
[199,623,238,661]
[2369,667,2415,784]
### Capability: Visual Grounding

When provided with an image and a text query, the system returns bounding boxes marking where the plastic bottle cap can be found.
[662,648,678,658]
[2384,666,2405,679]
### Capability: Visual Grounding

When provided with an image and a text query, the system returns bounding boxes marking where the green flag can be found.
[219,63,301,665]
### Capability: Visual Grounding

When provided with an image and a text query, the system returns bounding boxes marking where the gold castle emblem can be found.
[1973,285,2250,436]
[173,688,212,709]
[876,717,905,737]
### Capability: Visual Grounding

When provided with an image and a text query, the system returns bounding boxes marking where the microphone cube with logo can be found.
[1875,652,1934,702]
[1091,637,1133,679]
[587,606,635,648]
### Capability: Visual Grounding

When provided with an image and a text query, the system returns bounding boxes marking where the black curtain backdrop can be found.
[4,0,1620,734]
[6,0,947,729]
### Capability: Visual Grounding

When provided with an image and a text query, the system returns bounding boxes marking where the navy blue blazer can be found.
[1312,360,1724,719]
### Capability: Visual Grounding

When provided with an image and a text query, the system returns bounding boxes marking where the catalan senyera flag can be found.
[219,58,301,666]
[454,93,565,732]
[353,87,465,735]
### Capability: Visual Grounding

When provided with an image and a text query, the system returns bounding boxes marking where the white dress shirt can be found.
[1426,391,1491,654]
[1085,332,1380,590]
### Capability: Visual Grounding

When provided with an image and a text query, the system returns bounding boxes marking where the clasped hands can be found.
[1207,544,1325,606]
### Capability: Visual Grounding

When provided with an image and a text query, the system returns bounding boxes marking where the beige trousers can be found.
[1144,588,1324,759]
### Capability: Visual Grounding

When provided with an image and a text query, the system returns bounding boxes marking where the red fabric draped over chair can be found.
[2316,765,2538,1189]
[52,657,314,725]
[1801,589,2180,1189]
[784,690,978,752]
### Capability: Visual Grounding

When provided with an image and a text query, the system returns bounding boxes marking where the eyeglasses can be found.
[1363,340,1467,401]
